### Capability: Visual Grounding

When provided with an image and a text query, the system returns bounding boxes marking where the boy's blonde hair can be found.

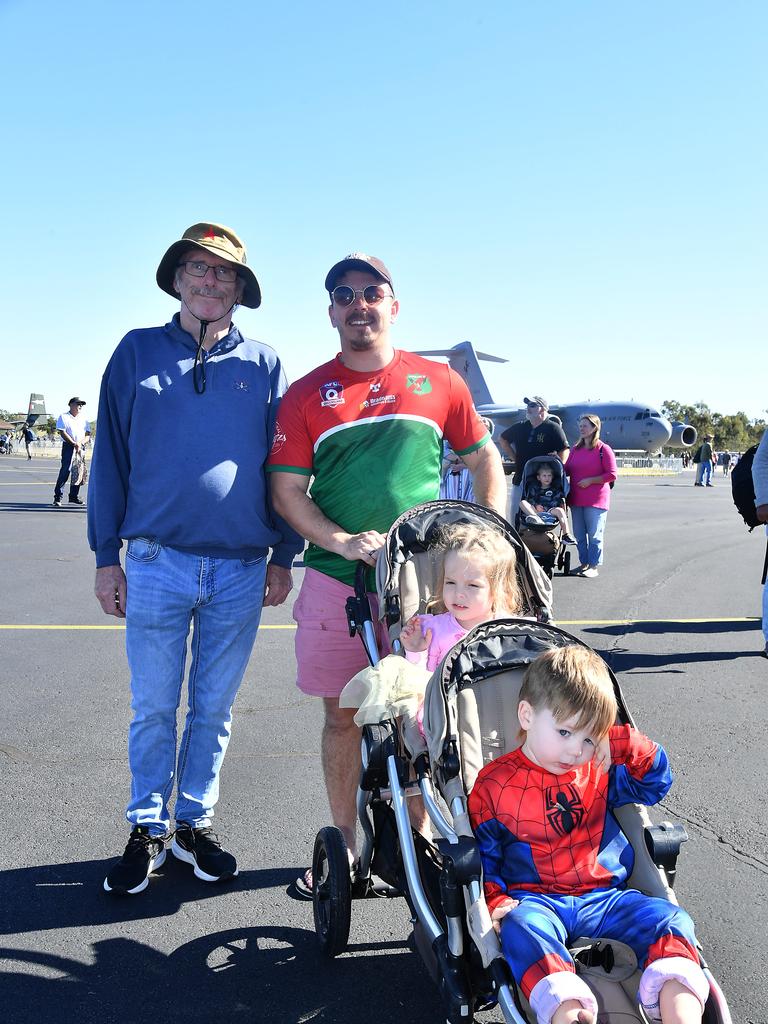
[429,522,523,617]
[520,645,616,738]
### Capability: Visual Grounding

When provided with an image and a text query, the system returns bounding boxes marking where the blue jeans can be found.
[569,505,608,567]
[124,539,267,834]
[701,460,714,485]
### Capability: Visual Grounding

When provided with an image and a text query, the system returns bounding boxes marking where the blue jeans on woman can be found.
[124,539,267,835]
[570,505,608,567]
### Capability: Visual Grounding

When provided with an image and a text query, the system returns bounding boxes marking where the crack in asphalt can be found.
[660,798,768,876]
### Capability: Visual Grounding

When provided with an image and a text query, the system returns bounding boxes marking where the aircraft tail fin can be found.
[26,393,47,424]
[413,341,506,407]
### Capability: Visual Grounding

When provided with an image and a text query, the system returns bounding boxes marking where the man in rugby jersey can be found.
[268,253,506,895]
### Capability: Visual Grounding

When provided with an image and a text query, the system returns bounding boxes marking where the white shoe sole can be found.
[103,847,166,894]
[171,837,238,882]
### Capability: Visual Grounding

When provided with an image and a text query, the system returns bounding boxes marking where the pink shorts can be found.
[293,567,391,698]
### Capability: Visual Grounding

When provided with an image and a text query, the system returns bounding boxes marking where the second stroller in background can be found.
[516,455,573,578]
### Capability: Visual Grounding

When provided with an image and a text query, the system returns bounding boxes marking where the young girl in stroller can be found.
[400,522,524,672]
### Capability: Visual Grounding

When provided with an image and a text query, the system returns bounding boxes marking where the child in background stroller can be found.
[309,500,732,1024]
[517,456,573,579]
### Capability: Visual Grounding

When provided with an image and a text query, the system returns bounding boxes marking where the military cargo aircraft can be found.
[415,343,696,454]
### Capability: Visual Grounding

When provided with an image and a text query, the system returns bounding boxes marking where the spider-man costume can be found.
[468,724,709,1023]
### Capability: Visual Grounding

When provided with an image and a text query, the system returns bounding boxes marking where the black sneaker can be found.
[171,824,238,882]
[103,825,167,895]
[53,497,62,507]
[68,496,85,505]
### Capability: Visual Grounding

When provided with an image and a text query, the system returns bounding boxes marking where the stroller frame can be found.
[310,502,732,1024]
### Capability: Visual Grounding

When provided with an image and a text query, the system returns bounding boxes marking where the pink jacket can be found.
[404,612,468,672]
[565,443,617,510]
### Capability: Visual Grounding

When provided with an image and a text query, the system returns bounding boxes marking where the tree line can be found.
[662,400,766,453]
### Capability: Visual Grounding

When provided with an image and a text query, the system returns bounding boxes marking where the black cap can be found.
[325,253,394,294]
[68,397,86,406]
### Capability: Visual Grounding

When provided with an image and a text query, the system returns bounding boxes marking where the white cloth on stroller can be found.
[339,654,430,726]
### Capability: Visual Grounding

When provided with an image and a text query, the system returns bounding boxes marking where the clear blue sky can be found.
[2,0,766,422]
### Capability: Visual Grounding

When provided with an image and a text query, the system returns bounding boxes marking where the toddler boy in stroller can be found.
[517,457,574,578]
[468,645,710,1024]
[519,462,575,545]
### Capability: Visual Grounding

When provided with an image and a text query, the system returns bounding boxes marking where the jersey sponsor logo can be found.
[270,420,287,455]
[407,374,432,395]
[369,381,382,392]
[232,380,250,392]
[360,394,397,410]
[319,381,345,407]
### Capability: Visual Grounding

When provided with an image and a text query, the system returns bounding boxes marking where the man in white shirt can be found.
[53,397,90,507]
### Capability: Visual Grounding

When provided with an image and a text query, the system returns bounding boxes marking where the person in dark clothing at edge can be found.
[499,396,570,522]
[87,222,303,896]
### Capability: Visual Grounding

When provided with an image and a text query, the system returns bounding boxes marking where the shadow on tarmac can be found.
[0,859,305,935]
[0,925,428,1024]
[584,619,760,635]
[0,502,86,513]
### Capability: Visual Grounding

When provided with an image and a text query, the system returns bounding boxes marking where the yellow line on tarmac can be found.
[0,618,759,631]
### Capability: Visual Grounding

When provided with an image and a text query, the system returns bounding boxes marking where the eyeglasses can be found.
[178,260,239,283]
[330,284,392,307]
[526,403,542,410]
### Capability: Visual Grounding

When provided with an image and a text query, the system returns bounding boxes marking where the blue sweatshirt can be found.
[87,315,304,569]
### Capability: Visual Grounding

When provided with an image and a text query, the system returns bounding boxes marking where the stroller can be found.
[516,456,572,579]
[309,501,732,1024]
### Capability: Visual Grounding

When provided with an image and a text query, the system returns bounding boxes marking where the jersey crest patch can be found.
[407,374,432,395]
[320,381,345,407]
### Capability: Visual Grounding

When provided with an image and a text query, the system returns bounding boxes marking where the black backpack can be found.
[731,445,760,531]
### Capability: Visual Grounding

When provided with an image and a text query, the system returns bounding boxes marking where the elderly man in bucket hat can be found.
[88,222,303,896]
[499,395,570,522]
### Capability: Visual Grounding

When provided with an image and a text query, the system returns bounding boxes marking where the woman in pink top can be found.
[565,414,617,578]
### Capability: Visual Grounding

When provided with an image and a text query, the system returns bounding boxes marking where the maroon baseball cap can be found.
[324,253,394,294]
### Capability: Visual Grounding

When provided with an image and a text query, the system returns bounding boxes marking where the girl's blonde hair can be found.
[520,645,616,739]
[428,522,523,617]
[574,413,602,450]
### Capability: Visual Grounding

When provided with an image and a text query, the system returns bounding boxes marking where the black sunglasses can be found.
[330,284,392,307]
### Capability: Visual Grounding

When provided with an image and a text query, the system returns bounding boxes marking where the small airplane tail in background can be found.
[414,342,507,407]
[26,394,47,424]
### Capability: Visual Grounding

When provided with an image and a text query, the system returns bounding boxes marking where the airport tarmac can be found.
[1,454,766,1024]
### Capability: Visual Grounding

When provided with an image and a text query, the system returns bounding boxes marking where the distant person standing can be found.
[753,430,768,659]
[53,398,90,506]
[499,397,569,521]
[21,423,35,459]
[722,451,732,476]
[694,435,715,488]
[565,414,617,578]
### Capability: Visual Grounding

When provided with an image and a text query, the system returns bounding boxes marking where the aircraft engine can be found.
[668,422,697,448]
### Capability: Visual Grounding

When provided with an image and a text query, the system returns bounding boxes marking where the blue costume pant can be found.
[500,888,698,999]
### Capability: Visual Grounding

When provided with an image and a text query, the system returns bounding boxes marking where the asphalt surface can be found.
[1,454,766,1024]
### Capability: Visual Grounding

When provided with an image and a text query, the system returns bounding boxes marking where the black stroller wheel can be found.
[312,826,352,957]
[563,550,571,576]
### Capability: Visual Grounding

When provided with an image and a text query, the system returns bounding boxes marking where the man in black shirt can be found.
[499,396,569,520]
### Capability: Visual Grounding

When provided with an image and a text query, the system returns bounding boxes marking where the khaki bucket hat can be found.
[156,222,262,308]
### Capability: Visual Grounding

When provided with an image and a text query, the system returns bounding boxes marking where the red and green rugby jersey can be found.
[267,350,490,586]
